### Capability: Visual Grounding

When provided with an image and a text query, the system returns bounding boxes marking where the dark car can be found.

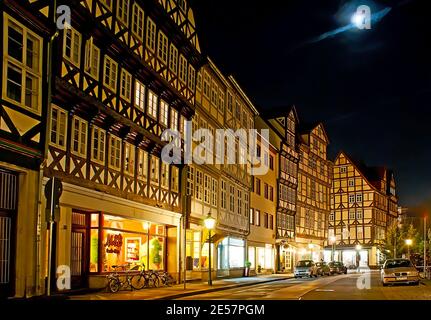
[315,262,330,276]
[328,261,348,275]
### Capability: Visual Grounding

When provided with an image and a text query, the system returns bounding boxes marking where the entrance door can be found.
[71,211,88,289]
[0,169,18,297]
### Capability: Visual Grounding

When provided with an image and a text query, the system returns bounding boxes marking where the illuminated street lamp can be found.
[330,236,336,261]
[204,212,216,286]
[405,239,413,259]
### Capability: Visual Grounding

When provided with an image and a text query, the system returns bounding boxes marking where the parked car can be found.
[315,262,330,276]
[328,261,348,275]
[381,259,420,286]
[294,260,318,278]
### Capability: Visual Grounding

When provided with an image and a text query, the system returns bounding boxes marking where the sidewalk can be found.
[69,274,293,300]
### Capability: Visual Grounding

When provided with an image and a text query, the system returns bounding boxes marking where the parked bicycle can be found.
[106,264,135,293]
[130,264,160,290]
[157,271,176,287]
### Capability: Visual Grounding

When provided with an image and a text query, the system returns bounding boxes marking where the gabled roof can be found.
[260,105,299,123]
[298,122,330,144]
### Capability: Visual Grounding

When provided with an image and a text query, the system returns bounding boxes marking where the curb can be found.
[158,276,293,300]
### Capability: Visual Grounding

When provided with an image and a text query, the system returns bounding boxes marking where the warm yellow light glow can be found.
[300,248,307,255]
[330,236,336,244]
[405,239,413,246]
[355,244,362,251]
[308,243,315,249]
[142,222,150,230]
[204,213,216,230]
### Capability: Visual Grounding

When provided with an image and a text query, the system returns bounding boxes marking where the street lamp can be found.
[204,212,216,286]
[405,239,413,259]
[330,236,336,262]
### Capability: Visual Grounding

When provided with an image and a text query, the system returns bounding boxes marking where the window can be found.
[211,81,218,106]
[349,209,356,220]
[269,186,274,201]
[329,213,335,221]
[196,71,202,90]
[150,156,160,183]
[221,180,227,209]
[63,27,81,67]
[71,116,88,157]
[264,213,269,228]
[204,175,210,204]
[349,194,355,203]
[157,31,168,63]
[186,167,194,196]
[168,109,177,131]
[169,44,178,73]
[104,56,118,92]
[159,100,169,126]
[195,170,203,200]
[92,126,106,164]
[237,190,242,215]
[356,208,363,220]
[211,178,218,207]
[235,100,241,120]
[124,143,135,175]
[203,72,210,98]
[146,18,156,52]
[218,89,225,113]
[50,106,67,149]
[264,183,269,199]
[229,186,235,212]
[117,0,130,26]
[227,92,233,113]
[109,135,122,169]
[147,90,158,119]
[255,210,261,226]
[135,80,145,110]
[188,65,196,91]
[84,38,100,79]
[340,166,347,173]
[138,149,148,180]
[250,208,254,225]
[256,178,261,195]
[171,166,179,192]
[4,16,42,113]
[161,162,169,189]
[348,179,354,187]
[269,155,274,170]
[356,193,363,203]
[132,3,144,40]
[269,215,274,230]
[120,69,132,102]
[179,55,187,84]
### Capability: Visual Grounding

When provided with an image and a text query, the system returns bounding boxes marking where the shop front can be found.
[323,246,377,267]
[247,243,275,274]
[52,181,182,290]
[278,242,295,273]
[185,227,215,280]
[217,237,246,278]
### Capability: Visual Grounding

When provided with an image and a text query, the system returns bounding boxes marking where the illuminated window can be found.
[356,193,363,203]
[349,194,355,203]
[179,55,187,84]
[203,72,211,98]
[147,90,158,119]
[150,155,160,183]
[340,166,347,173]
[348,179,354,187]
[188,65,196,91]
[255,210,261,226]
[171,166,179,192]
[50,106,67,150]
[170,109,178,131]
[138,149,148,180]
[169,44,178,73]
[159,100,169,126]
[161,162,169,189]
[134,80,145,111]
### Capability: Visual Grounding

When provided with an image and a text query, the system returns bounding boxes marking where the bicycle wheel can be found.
[148,273,160,288]
[108,279,121,293]
[131,274,146,290]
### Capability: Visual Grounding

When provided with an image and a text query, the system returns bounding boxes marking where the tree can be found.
[383,221,420,259]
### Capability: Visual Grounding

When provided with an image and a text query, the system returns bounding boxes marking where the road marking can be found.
[315,289,335,292]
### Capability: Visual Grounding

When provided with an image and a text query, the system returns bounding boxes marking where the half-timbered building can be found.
[295,123,332,262]
[328,151,398,267]
[0,0,203,295]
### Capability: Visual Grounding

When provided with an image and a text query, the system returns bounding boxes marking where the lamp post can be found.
[204,212,216,286]
[330,236,336,262]
[405,239,413,260]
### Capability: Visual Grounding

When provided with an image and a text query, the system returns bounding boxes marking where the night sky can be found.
[190,0,430,212]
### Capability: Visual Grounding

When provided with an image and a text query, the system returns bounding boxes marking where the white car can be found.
[381,259,420,286]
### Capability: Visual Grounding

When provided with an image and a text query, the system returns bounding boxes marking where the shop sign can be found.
[105,233,123,254]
